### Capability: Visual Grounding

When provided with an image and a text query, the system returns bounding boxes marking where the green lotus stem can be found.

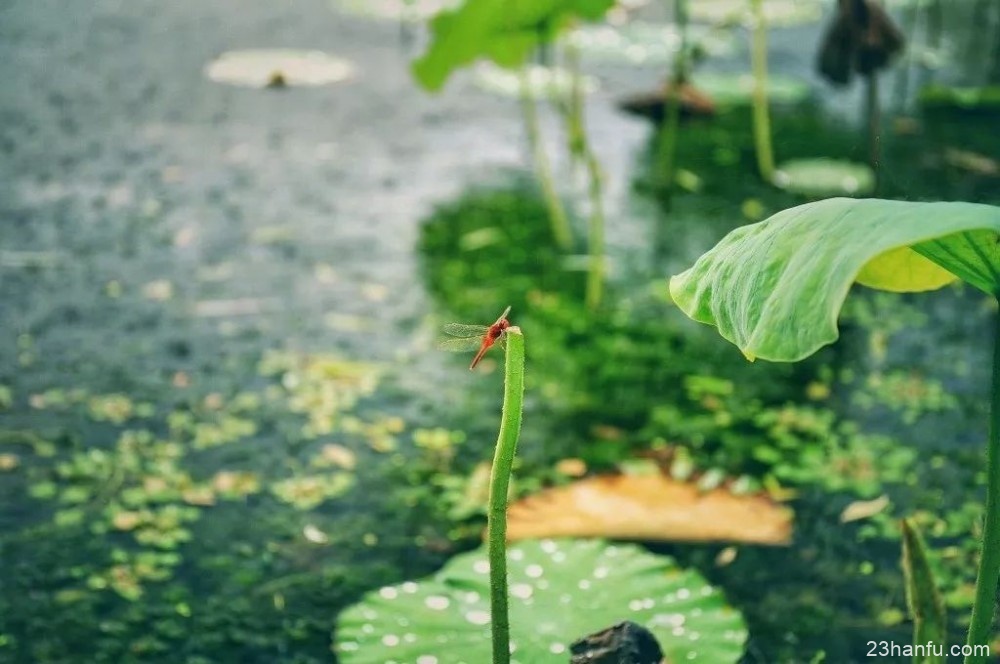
[583,143,606,311]
[750,0,775,183]
[487,327,525,664]
[564,37,586,172]
[655,0,688,191]
[520,66,573,250]
[560,41,606,310]
[966,309,1000,662]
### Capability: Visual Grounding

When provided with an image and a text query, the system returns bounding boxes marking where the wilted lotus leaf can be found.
[818,0,905,86]
[839,494,890,523]
[506,475,792,545]
[204,50,355,88]
[618,81,717,122]
[336,538,747,663]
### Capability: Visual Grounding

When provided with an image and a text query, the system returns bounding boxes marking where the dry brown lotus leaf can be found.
[506,474,792,545]
[618,81,717,122]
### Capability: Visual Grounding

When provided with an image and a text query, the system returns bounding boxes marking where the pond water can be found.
[2,0,1000,662]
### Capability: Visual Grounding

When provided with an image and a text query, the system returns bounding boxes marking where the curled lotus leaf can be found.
[670,198,1000,362]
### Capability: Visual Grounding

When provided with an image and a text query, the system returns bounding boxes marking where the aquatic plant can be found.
[411,0,614,251]
[335,538,747,663]
[520,64,574,251]
[412,0,617,305]
[654,0,691,194]
[410,0,614,92]
[557,40,608,310]
[902,518,948,663]
[749,0,776,183]
[669,197,1000,660]
[484,326,525,662]
[817,0,906,188]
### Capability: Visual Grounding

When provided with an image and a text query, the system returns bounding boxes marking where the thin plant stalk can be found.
[867,72,881,193]
[487,327,525,664]
[892,0,921,113]
[520,67,573,250]
[560,42,607,310]
[564,39,586,174]
[655,0,689,193]
[750,0,776,183]
[965,310,1000,662]
[583,145,607,311]
[991,2,1000,83]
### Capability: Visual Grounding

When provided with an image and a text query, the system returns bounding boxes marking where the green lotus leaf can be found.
[335,538,747,663]
[912,229,1000,296]
[669,198,1000,362]
[334,0,461,23]
[411,0,614,91]
[919,84,1000,113]
[854,246,957,293]
[773,159,875,197]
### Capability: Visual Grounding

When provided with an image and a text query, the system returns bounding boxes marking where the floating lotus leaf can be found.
[695,73,812,107]
[689,0,822,27]
[506,475,792,545]
[670,198,1000,362]
[204,50,354,88]
[472,63,598,99]
[334,0,460,22]
[773,159,875,197]
[919,84,1000,113]
[335,539,747,663]
[566,21,735,66]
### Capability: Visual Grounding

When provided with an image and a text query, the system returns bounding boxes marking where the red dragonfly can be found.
[439,306,512,370]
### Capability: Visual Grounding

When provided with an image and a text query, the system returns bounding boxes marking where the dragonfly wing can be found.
[442,323,489,337]
[437,337,483,352]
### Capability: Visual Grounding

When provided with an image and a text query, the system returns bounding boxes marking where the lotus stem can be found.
[655,0,688,192]
[560,41,606,311]
[583,145,607,311]
[487,327,525,664]
[965,308,1000,662]
[750,0,775,183]
[564,36,586,173]
[892,0,921,112]
[520,66,573,250]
